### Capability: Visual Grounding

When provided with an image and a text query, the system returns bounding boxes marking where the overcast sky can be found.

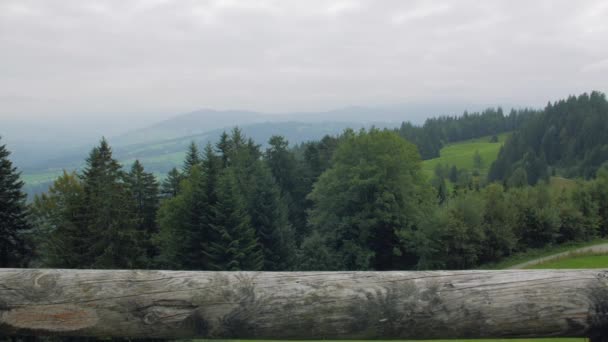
[1,0,608,122]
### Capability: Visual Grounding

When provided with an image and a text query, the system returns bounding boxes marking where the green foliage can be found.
[30,171,86,268]
[80,138,143,269]
[526,254,608,269]
[589,166,608,235]
[473,150,483,169]
[490,91,608,184]
[432,193,486,269]
[183,141,201,175]
[156,166,211,269]
[206,170,263,271]
[480,184,517,262]
[32,139,146,269]
[160,167,182,198]
[399,107,535,159]
[307,129,432,270]
[0,138,31,267]
[17,92,608,273]
[421,133,510,180]
[126,160,160,264]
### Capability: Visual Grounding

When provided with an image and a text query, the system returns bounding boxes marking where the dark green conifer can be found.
[0,137,31,267]
[161,167,182,198]
[206,170,263,271]
[183,141,201,175]
[81,138,141,269]
[126,160,160,263]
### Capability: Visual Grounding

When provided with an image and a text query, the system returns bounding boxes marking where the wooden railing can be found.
[1,269,607,340]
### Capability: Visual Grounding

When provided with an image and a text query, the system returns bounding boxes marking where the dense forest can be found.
[398,107,537,159]
[1,92,608,271]
[489,91,608,184]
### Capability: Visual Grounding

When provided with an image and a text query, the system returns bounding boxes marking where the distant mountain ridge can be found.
[12,101,495,198]
[111,109,266,146]
[110,102,484,147]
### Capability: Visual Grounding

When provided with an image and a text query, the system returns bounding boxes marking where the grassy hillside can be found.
[526,254,608,269]
[421,133,510,178]
[478,239,608,269]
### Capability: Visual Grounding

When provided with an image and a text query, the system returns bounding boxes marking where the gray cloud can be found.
[1,0,607,121]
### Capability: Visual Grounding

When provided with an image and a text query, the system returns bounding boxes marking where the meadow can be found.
[421,132,510,178]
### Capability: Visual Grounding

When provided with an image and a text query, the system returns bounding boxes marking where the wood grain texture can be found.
[1,269,608,339]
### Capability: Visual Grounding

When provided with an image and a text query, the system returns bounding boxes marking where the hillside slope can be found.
[489,91,608,184]
[421,133,509,178]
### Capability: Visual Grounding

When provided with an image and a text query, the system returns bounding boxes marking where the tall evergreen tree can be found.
[206,170,263,271]
[0,137,31,267]
[126,160,160,264]
[248,163,296,270]
[183,141,201,175]
[161,167,182,198]
[265,136,297,194]
[216,131,231,168]
[30,171,87,268]
[81,138,142,269]
[156,166,211,270]
[202,143,221,205]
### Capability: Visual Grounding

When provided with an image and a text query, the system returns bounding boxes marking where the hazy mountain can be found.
[111,109,267,146]
[110,102,486,147]
[20,120,399,199]
[8,101,497,198]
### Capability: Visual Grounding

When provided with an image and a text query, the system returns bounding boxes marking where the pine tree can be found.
[247,163,296,270]
[265,136,296,195]
[183,141,201,175]
[0,137,31,267]
[126,160,160,264]
[161,167,182,198]
[202,143,221,205]
[81,138,142,269]
[225,131,295,270]
[156,166,211,270]
[206,170,263,271]
[216,131,231,167]
[30,171,87,268]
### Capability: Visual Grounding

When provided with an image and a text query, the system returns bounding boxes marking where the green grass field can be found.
[478,239,608,269]
[421,133,510,178]
[526,254,608,269]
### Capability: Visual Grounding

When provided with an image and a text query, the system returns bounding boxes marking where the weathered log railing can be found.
[1,268,608,340]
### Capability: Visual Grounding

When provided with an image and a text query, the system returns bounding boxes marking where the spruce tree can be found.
[183,141,201,175]
[216,131,231,167]
[126,160,160,264]
[206,170,263,271]
[201,143,221,207]
[161,167,182,198]
[81,138,142,269]
[0,137,31,267]
[247,164,295,270]
[30,171,87,268]
[265,135,297,198]
[156,166,211,270]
